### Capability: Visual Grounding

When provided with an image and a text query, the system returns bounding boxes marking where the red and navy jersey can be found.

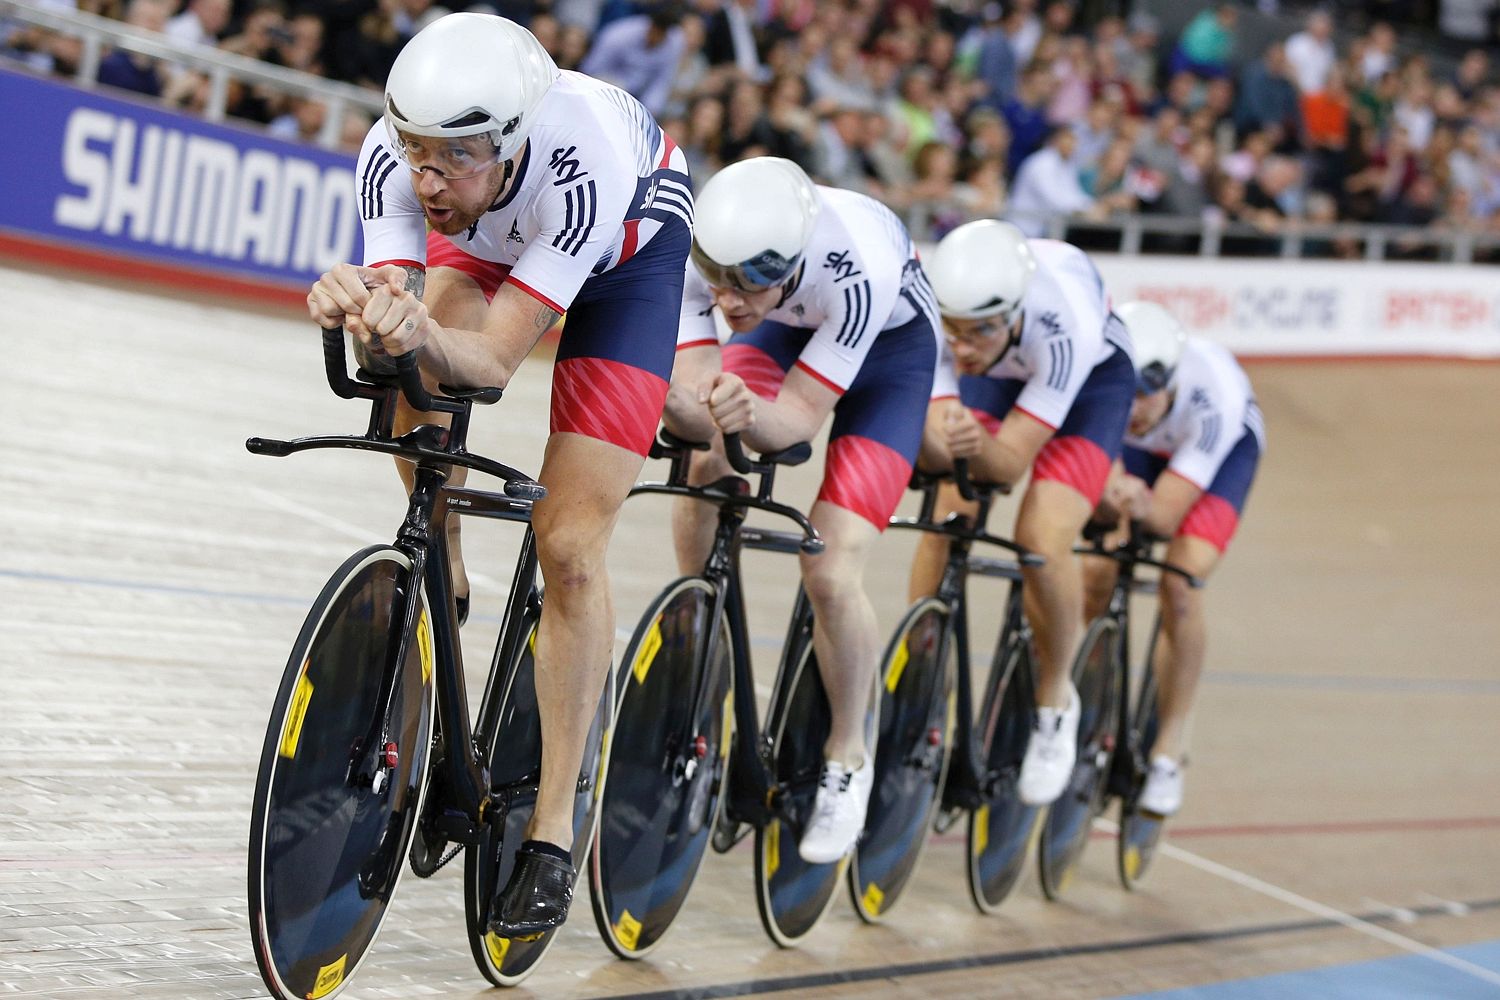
[358,70,693,314]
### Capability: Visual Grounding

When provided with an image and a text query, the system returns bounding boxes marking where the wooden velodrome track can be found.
[3,259,1498,999]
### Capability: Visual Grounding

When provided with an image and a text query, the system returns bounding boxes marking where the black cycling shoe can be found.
[486,843,575,937]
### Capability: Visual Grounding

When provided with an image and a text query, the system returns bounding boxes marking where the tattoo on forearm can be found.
[533,306,561,335]
[401,265,426,298]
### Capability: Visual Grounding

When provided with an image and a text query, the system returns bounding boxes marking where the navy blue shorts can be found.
[1123,430,1261,552]
[722,313,937,528]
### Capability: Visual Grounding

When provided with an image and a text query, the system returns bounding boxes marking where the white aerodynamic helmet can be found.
[383,13,559,162]
[1116,300,1187,394]
[927,219,1037,322]
[691,157,821,291]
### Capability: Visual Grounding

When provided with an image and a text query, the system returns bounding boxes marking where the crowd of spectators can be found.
[8,0,1500,256]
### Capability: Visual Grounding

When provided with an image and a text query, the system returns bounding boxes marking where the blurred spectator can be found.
[807,34,874,113]
[220,1,287,62]
[970,2,1017,111]
[1359,22,1397,84]
[904,140,967,239]
[765,71,817,168]
[1302,65,1352,192]
[166,0,229,47]
[1235,42,1300,145]
[704,0,768,80]
[2,0,82,75]
[579,3,686,116]
[1007,126,1099,236]
[1172,4,1237,80]
[1120,11,1161,101]
[1284,9,1335,93]
[1006,0,1042,67]
[813,104,868,190]
[1002,63,1053,175]
[1048,36,1094,126]
[274,13,323,75]
[1452,49,1490,100]
[1393,75,1435,151]
[97,0,171,96]
[680,93,726,180]
[661,13,709,118]
[268,95,326,144]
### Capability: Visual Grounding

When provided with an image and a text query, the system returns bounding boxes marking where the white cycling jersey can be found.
[1126,338,1267,489]
[357,70,693,312]
[678,186,942,393]
[972,239,1131,428]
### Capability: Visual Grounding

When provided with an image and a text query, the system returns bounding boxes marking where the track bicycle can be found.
[867,464,1049,915]
[245,333,611,999]
[1036,523,1202,898]
[590,429,892,952]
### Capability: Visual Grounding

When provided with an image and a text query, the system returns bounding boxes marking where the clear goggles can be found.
[941,314,1011,348]
[1136,360,1174,395]
[386,120,504,181]
[691,242,801,292]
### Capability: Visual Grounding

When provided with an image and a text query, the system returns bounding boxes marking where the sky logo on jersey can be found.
[1,69,362,288]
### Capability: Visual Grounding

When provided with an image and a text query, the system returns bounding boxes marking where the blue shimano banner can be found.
[0,67,363,287]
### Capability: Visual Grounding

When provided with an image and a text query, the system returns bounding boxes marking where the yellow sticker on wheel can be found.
[884,639,910,694]
[1122,845,1142,881]
[278,667,314,760]
[615,908,642,950]
[417,609,432,684]
[719,690,734,757]
[861,881,885,916]
[485,932,511,968]
[528,627,538,658]
[632,621,663,686]
[765,819,780,877]
[973,805,989,856]
[307,953,346,998]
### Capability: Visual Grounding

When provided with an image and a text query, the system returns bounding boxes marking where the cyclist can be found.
[668,156,942,864]
[910,220,1134,808]
[1086,301,1265,816]
[303,12,693,936]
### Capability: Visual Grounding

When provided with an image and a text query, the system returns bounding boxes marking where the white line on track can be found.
[1099,818,1500,986]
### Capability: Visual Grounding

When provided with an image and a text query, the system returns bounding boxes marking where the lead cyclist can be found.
[303,12,693,937]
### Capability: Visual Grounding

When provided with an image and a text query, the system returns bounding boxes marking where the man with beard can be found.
[305,11,693,937]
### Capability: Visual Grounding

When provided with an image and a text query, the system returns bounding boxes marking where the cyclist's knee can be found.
[1159,571,1199,622]
[534,516,609,591]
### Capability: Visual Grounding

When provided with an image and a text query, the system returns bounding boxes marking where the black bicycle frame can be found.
[886,466,1044,810]
[247,330,547,842]
[1074,526,1202,797]
[625,433,822,830]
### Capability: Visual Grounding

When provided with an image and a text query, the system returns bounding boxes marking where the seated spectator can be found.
[813,104,869,191]
[220,0,287,62]
[1302,65,1352,192]
[1453,48,1490,100]
[704,0,769,80]
[274,13,324,76]
[904,140,967,240]
[2,0,82,75]
[680,93,726,181]
[268,96,326,145]
[1359,22,1397,85]
[1002,63,1054,176]
[720,76,777,163]
[1121,11,1161,102]
[97,0,171,97]
[1073,98,1117,171]
[1393,75,1436,151]
[166,0,229,48]
[579,2,686,117]
[1284,10,1335,94]
[1235,42,1300,143]
[1048,36,1094,126]
[765,71,818,169]
[807,34,874,114]
[1172,4,1237,80]
[969,2,1017,111]
[893,65,941,159]
[1006,125,1098,236]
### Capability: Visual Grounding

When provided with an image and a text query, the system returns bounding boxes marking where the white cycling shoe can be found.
[797,754,874,864]
[1138,755,1184,816]
[1017,684,1081,806]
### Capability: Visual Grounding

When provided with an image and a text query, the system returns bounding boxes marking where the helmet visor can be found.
[1136,359,1173,395]
[691,241,801,292]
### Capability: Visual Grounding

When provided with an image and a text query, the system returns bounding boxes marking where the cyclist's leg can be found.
[1017,348,1133,707]
[810,312,935,763]
[1016,480,1094,706]
[1152,431,1258,763]
[800,503,883,765]
[527,433,645,847]
[1151,534,1220,762]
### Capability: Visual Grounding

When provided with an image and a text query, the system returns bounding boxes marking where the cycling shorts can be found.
[721,312,938,529]
[1123,429,1260,553]
[424,215,690,457]
[958,346,1134,505]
